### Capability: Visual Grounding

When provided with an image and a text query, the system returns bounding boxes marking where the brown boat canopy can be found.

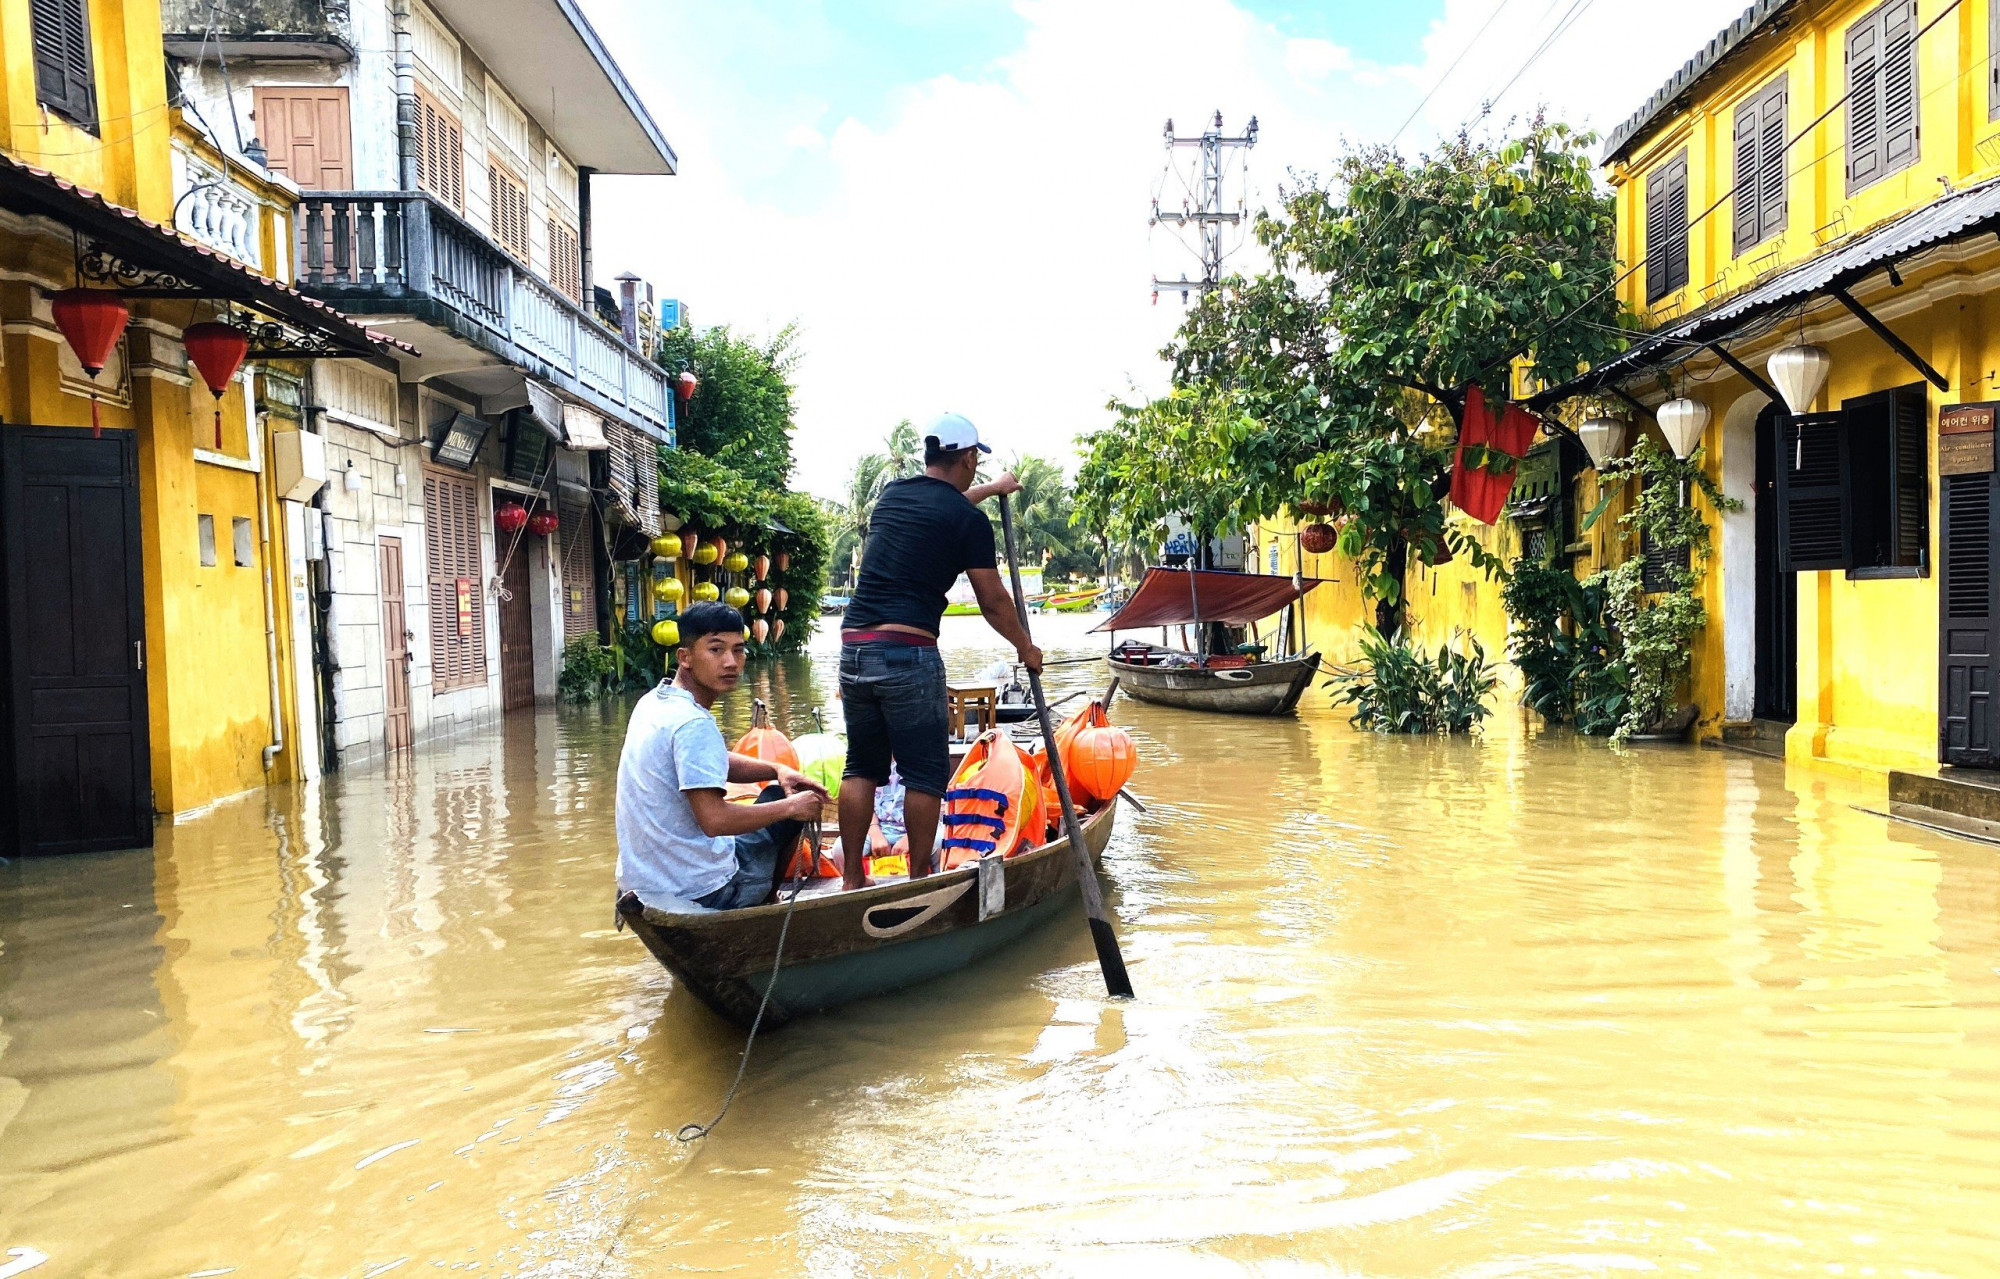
[1092,567,1329,633]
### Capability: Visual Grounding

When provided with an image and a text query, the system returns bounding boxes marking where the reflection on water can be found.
[2,612,2000,1274]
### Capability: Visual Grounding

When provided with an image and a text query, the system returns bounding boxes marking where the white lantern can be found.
[1767,343,1831,416]
[1578,416,1630,469]
[1656,396,1711,460]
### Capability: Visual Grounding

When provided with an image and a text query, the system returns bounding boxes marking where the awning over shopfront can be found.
[1094,567,1331,633]
[1538,172,2000,404]
[0,152,410,360]
[522,379,568,443]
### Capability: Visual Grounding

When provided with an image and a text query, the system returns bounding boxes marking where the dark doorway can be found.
[495,500,535,712]
[0,427,152,855]
[1754,404,1798,722]
[1940,467,1999,766]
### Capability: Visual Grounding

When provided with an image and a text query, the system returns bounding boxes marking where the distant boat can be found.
[1096,566,1328,716]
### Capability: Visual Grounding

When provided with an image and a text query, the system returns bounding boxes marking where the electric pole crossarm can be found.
[1153,212,1242,225]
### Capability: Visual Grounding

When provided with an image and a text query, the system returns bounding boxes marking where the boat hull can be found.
[621,799,1119,1027]
[1109,651,1322,715]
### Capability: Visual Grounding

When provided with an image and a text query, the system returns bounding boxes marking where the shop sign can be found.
[432,412,492,470]
[1940,402,1996,476]
[455,577,474,637]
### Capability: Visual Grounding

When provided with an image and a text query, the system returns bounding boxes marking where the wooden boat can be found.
[1108,646,1322,715]
[1094,566,1332,716]
[619,798,1119,1027]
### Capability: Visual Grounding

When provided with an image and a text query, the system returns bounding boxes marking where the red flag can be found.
[1448,386,1538,524]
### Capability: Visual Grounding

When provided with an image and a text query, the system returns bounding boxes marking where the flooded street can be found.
[4,612,2000,1276]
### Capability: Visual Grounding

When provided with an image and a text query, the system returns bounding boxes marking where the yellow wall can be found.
[0,0,311,825]
[1615,0,1999,321]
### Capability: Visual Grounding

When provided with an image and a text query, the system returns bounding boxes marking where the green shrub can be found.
[1331,626,1496,734]
[1501,555,1620,734]
[558,638,618,703]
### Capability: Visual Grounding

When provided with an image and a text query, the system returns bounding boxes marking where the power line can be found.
[1465,0,1602,129]
[1389,0,1525,145]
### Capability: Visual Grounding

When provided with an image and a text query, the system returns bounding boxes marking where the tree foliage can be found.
[828,421,922,580]
[1074,388,1248,557]
[1111,119,1631,628]
[980,452,1097,579]
[656,322,799,491]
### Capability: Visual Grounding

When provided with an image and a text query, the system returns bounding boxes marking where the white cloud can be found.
[586,0,1750,503]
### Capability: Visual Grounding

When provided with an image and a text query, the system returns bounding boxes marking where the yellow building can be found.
[0,0,399,853]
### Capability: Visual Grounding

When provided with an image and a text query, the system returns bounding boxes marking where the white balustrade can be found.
[173,145,264,269]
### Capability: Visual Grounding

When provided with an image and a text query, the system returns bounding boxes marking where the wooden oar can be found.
[999,494,1134,999]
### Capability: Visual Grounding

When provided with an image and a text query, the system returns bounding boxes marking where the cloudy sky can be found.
[578,0,1751,501]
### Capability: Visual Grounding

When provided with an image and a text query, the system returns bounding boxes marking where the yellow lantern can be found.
[691,541,719,566]
[692,580,720,603]
[650,533,683,560]
[650,619,680,647]
[724,585,751,609]
[723,550,750,574]
[653,576,685,603]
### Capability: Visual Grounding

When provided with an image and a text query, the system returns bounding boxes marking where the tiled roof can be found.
[1601,0,1799,164]
[0,150,417,358]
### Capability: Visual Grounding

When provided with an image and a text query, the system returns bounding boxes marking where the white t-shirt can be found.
[616,682,733,902]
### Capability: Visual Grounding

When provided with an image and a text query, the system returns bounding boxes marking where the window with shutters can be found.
[488,162,529,260]
[424,469,487,691]
[548,218,583,301]
[1732,74,1788,256]
[415,86,464,211]
[1844,383,1930,574]
[1644,150,1689,305]
[31,0,97,131]
[1846,0,1919,194]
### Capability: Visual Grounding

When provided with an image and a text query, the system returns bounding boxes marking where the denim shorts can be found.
[840,642,950,797]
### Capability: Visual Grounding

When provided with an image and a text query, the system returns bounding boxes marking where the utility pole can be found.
[1150,111,1257,305]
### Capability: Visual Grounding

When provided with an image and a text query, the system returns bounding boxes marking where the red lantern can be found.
[1299,522,1338,556]
[50,288,130,437]
[675,371,698,402]
[528,510,560,537]
[495,501,529,533]
[183,321,250,449]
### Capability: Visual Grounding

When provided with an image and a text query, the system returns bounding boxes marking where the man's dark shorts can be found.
[692,785,805,911]
[840,641,950,797]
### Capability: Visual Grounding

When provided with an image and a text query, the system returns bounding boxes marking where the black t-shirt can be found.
[844,476,998,634]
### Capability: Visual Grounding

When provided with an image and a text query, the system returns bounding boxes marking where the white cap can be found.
[921,411,992,454]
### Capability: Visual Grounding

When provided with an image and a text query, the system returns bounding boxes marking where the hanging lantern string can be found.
[490,443,561,601]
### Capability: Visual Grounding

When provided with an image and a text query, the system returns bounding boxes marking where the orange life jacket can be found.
[940,731,1046,869]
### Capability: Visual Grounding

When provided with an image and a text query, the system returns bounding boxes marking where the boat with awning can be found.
[1094,567,1331,715]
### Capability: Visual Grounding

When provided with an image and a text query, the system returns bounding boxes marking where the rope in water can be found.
[675,816,820,1143]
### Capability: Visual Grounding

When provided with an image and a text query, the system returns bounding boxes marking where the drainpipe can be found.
[254,385,286,772]
[392,0,419,191]
[578,170,594,296]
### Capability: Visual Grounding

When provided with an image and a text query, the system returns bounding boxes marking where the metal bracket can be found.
[1705,341,1784,405]
[1830,284,1949,391]
[1610,385,1658,422]
[76,240,206,296]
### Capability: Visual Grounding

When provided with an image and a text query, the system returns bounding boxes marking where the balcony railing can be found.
[294,190,670,437]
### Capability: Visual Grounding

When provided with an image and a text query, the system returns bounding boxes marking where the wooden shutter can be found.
[1756,77,1788,247]
[1880,0,1920,174]
[254,88,352,189]
[1640,527,1692,593]
[1645,151,1688,304]
[560,500,598,641]
[549,218,582,301]
[423,469,487,691]
[1940,470,1998,764]
[1780,411,1854,571]
[30,0,95,129]
[1888,384,1930,568]
[415,87,464,210]
[1848,10,1883,192]
[1732,97,1761,255]
[487,163,529,259]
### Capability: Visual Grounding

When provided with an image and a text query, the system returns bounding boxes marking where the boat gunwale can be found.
[635,796,1119,930]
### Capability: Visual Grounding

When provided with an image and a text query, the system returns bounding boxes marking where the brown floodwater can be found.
[4,611,2000,1276]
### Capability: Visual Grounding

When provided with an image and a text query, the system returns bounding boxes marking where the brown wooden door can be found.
[496,510,535,712]
[1,427,152,855]
[379,537,412,752]
[254,87,352,190]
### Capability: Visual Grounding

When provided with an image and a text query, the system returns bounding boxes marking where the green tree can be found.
[656,322,799,491]
[1166,118,1631,630]
[828,421,925,581]
[1074,387,1248,563]
[981,452,1094,578]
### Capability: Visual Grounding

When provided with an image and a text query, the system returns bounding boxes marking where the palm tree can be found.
[829,421,926,582]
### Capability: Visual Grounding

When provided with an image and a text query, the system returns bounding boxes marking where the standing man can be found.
[838,412,1043,890]
[616,601,827,912]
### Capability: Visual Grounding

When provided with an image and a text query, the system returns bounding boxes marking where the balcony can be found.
[161,0,354,60]
[295,191,670,441]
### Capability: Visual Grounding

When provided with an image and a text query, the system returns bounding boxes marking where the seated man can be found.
[616,601,827,911]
